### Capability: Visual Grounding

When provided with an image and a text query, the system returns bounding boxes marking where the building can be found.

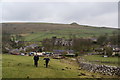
[53,37,73,46]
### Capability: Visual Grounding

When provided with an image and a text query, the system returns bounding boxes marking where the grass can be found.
[0,54,2,78]
[81,55,119,67]
[24,28,117,41]
[2,54,115,78]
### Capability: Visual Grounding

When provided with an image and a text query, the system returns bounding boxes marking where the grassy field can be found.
[81,55,119,67]
[24,28,117,41]
[2,54,116,78]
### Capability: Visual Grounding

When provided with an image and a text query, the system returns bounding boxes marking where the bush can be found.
[104,46,113,57]
[115,53,120,57]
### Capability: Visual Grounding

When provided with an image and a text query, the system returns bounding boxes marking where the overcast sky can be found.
[1,1,118,28]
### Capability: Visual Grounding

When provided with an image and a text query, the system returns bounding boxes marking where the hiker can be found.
[43,56,50,68]
[33,54,39,67]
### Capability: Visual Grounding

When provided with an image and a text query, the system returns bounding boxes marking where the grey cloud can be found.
[2,2,118,28]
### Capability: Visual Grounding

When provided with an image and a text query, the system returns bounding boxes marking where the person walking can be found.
[33,54,39,67]
[43,56,50,68]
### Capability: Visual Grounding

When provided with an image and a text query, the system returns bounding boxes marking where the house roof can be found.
[53,50,74,53]
[66,53,75,55]
[9,49,20,53]
[111,45,120,48]
[29,44,38,47]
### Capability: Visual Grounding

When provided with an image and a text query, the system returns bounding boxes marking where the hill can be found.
[2,23,118,41]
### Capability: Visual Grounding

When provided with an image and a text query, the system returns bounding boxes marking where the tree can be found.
[104,46,113,57]
[109,31,120,45]
[97,34,108,45]
[10,34,25,48]
[2,31,25,53]
[72,38,92,53]
[2,32,13,53]
[42,38,53,51]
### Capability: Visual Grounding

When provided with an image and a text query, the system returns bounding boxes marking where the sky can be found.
[1,0,119,28]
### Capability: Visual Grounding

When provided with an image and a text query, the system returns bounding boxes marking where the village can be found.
[7,36,120,58]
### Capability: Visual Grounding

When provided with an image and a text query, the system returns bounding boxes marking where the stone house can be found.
[54,37,73,46]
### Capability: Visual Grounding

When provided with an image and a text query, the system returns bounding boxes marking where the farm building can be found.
[53,50,75,57]
[20,44,40,52]
[111,45,120,56]
[9,49,20,55]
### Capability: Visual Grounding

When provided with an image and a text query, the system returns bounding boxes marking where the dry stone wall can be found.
[77,58,120,76]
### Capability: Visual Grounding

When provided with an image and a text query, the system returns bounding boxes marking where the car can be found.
[29,52,36,56]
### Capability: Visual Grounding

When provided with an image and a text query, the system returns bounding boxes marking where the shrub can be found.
[104,46,113,57]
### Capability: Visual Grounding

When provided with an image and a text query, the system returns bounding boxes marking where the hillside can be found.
[2,23,118,41]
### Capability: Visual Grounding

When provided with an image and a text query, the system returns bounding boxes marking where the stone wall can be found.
[77,58,120,76]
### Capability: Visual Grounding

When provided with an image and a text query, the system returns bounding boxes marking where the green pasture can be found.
[24,28,116,41]
[2,54,114,78]
[81,55,119,67]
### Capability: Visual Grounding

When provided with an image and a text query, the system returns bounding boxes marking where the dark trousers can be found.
[34,60,38,67]
[45,61,49,68]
